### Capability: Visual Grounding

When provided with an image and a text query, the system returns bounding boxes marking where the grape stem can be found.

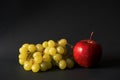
[27,53,33,60]
[67,43,73,49]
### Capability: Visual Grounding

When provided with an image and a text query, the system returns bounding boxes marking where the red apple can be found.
[73,32,102,68]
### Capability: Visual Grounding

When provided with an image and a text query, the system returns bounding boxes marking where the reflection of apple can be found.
[73,32,102,68]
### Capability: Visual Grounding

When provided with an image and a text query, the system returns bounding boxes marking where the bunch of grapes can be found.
[18,39,75,73]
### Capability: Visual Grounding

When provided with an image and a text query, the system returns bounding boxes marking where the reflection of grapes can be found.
[18,38,75,73]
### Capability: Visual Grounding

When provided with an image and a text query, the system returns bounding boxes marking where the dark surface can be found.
[0,1,120,80]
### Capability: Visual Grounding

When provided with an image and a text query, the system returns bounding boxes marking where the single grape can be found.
[46,62,52,69]
[48,40,56,47]
[43,54,51,62]
[23,61,32,71]
[18,53,28,60]
[56,46,64,54]
[40,62,48,71]
[19,47,28,54]
[66,58,74,69]
[59,59,67,70]
[53,54,62,62]
[22,43,29,49]
[49,47,56,56]
[44,47,50,54]
[32,63,40,72]
[36,44,44,52]
[58,39,67,46]
[33,52,42,58]
[34,56,42,64]
[42,41,48,48]
[19,59,25,65]
[28,44,36,53]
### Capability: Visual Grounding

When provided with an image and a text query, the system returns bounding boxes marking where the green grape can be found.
[56,46,64,54]
[58,39,67,46]
[19,59,25,65]
[18,53,28,60]
[42,41,48,48]
[32,63,40,72]
[34,56,42,64]
[44,47,50,54]
[40,62,48,71]
[66,58,74,69]
[33,52,42,58]
[53,54,62,62]
[36,44,44,52]
[43,54,51,62]
[18,54,22,59]
[46,62,52,69]
[23,61,32,71]
[49,47,56,56]
[19,47,28,54]
[22,43,29,49]
[59,59,67,70]
[28,44,36,53]
[48,40,56,47]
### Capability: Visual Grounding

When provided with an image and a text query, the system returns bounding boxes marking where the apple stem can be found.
[90,32,94,40]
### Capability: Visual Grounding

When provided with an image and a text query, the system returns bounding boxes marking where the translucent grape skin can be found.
[46,62,52,69]
[59,59,67,70]
[49,47,56,56]
[22,43,29,49]
[33,52,42,58]
[19,47,28,54]
[19,59,25,65]
[48,40,56,47]
[53,54,62,62]
[32,63,40,73]
[18,53,28,60]
[43,54,51,62]
[44,47,50,54]
[28,44,36,53]
[66,58,74,69]
[36,44,44,52]
[42,41,48,48]
[23,61,32,71]
[58,39,67,46]
[56,46,64,54]
[40,62,48,71]
[34,56,42,64]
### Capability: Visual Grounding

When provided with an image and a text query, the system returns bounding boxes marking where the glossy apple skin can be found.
[73,40,102,68]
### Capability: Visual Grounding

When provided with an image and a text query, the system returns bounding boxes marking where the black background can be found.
[0,0,120,80]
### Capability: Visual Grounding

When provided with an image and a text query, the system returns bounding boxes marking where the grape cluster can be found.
[18,39,74,72]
